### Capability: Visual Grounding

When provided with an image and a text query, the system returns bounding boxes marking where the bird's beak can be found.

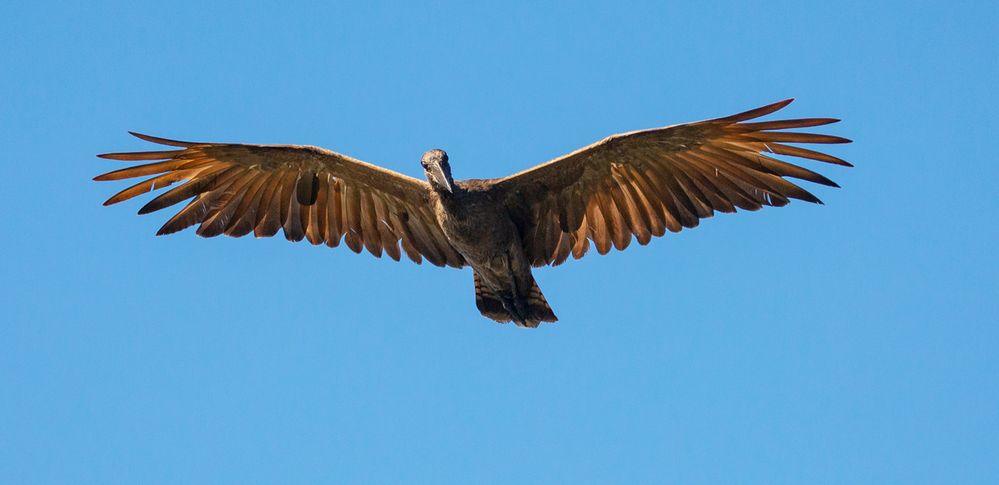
[428,164,453,193]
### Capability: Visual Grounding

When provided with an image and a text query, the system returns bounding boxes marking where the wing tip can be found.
[721,98,796,122]
[128,131,196,147]
[766,98,795,112]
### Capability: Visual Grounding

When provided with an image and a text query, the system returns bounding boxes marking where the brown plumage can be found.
[95,99,851,327]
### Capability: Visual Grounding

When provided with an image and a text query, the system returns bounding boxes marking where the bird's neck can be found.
[434,183,463,199]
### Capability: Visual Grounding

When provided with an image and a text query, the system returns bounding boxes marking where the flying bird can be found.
[95,99,851,327]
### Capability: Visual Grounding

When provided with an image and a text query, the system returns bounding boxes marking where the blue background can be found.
[2,1,996,483]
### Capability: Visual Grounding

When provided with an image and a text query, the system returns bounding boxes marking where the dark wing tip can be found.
[720,98,796,122]
[128,131,196,147]
[768,98,795,112]
[136,202,159,215]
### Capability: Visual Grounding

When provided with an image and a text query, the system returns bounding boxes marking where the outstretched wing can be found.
[95,133,465,268]
[494,99,851,266]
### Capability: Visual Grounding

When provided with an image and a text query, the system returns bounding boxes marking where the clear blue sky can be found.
[2,1,996,483]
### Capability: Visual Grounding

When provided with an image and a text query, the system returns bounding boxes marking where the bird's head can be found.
[421,148,454,194]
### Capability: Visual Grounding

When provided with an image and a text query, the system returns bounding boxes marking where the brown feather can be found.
[715,141,841,187]
[624,165,668,236]
[138,166,241,215]
[669,159,736,214]
[620,166,661,237]
[395,225,423,264]
[735,118,839,131]
[683,151,767,210]
[628,164,671,222]
[97,150,186,161]
[643,162,699,228]
[611,169,653,244]
[606,174,647,244]
[754,153,840,187]
[358,188,383,257]
[717,98,794,122]
[676,155,755,210]
[342,183,364,253]
[527,203,553,266]
[275,170,298,225]
[738,131,851,145]
[551,231,574,266]
[761,142,853,166]
[93,159,208,181]
[585,199,611,255]
[423,211,463,267]
[325,177,344,248]
[372,194,401,261]
[406,210,447,266]
[541,208,561,265]
[157,194,216,236]
[102,170,197,206]
[282,185,306,242]
[254,176,285,238]
[387,207,426,264]
[302,191,322,245]
[128,131,198,147]
[197,170,258,237]
[225,172,271,237]
[309,175,329,245]
[596,189,630,251]
[554,187,585,234]
[421,208,463,268]
[661,164,714,218]
[716,168,777,207]
[571,216,590,259]
[698,145,821,204]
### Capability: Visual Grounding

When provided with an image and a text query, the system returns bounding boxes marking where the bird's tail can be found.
[473,272,558,328]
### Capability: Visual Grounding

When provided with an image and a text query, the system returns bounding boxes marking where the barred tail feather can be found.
[473,272,558,328]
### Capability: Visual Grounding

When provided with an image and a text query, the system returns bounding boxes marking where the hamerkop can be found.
[95,99,850,327]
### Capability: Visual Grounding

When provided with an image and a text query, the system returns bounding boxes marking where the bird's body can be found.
[431,181,557,325]
[95,99,851,327]
[431,180,507,262]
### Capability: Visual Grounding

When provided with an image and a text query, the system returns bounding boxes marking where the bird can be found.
[95,99,851,327]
